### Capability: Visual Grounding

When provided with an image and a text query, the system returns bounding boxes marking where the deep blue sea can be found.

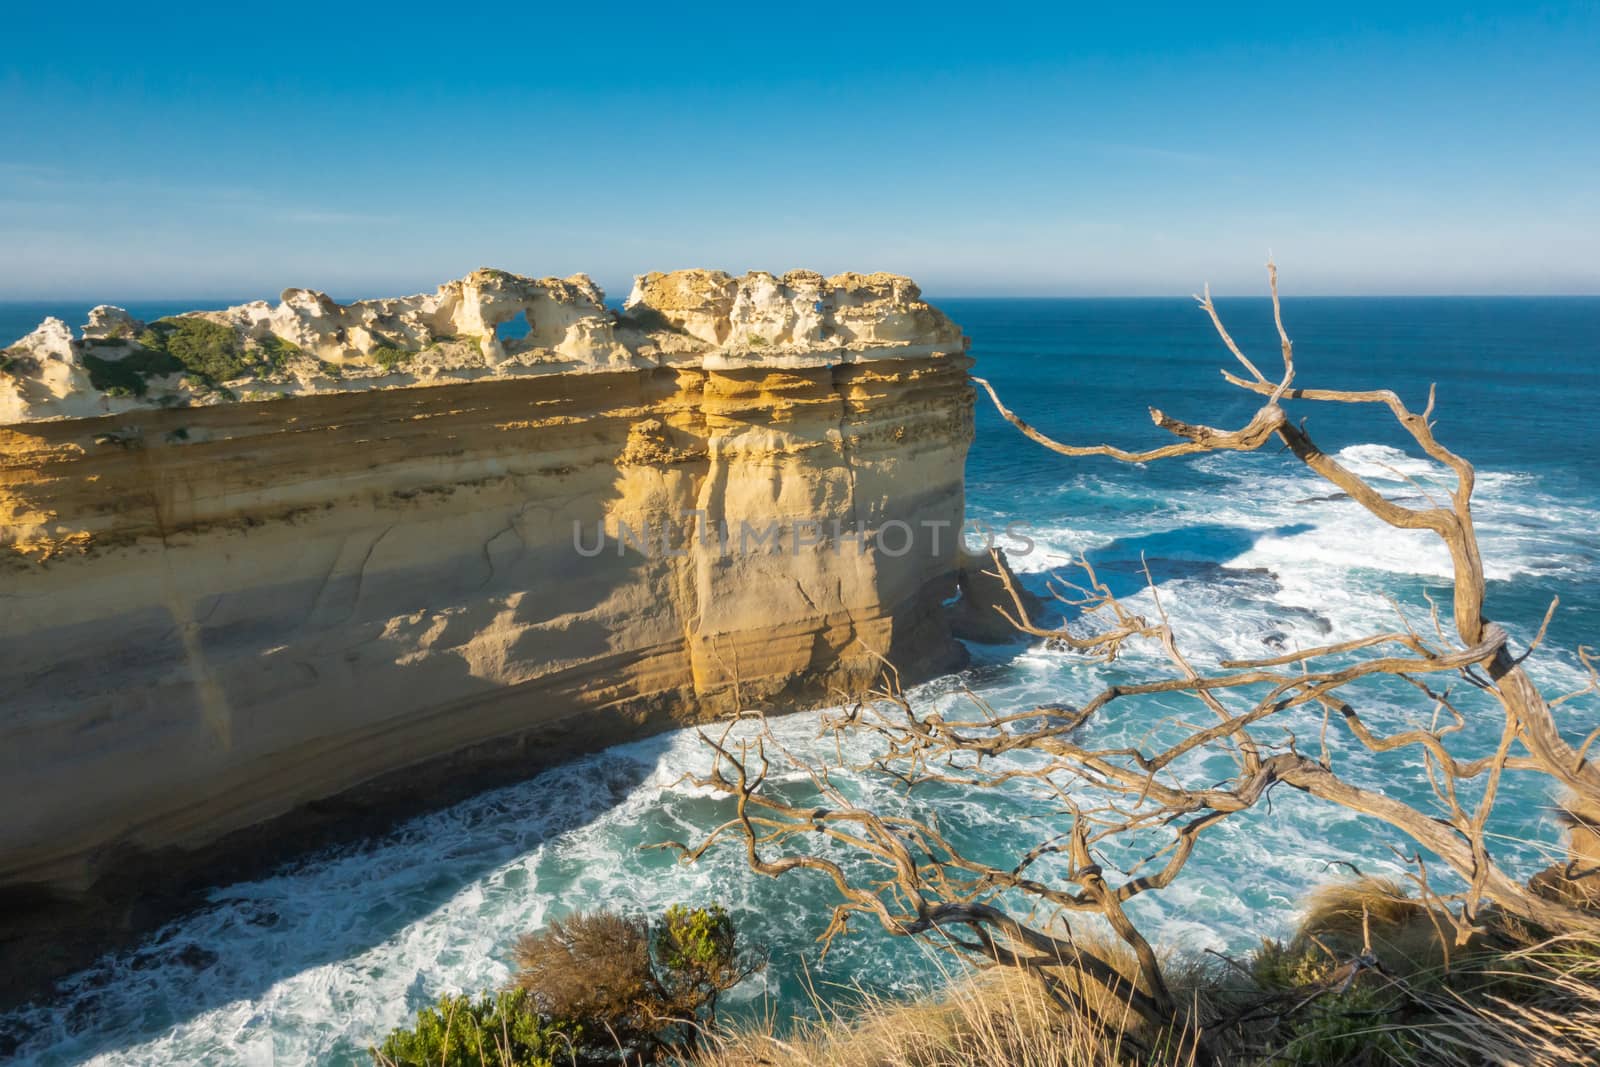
[3,297,1598,1065]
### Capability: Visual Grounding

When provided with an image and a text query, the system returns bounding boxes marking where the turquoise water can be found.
[2,297,1598,1065]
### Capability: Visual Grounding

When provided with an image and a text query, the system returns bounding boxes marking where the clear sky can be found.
[3,3,1597,300]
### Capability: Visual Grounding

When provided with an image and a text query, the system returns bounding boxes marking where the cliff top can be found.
[0,268,967,424]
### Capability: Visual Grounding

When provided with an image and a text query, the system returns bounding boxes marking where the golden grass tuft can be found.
[687,934,1217,1067]
[688,967,1196,1067]
[689,883,1600,1067]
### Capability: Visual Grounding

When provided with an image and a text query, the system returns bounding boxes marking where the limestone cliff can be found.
[0,269,973,994]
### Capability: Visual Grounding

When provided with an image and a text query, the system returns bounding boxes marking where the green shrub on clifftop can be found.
[371,904,758,1067]
[370,345,418,372]
[371,989,577,1067]
[137,318,252,381]
[82,346,183,396]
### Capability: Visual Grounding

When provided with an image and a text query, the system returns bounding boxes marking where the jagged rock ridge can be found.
[0,268,964,423]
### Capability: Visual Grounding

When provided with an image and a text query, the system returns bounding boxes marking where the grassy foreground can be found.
[369,880,1600,1066]
[689,880,1600,1067]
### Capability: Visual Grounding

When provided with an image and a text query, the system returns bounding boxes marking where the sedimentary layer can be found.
[0,271,974,966]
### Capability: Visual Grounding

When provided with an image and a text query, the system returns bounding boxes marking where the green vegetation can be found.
[0,348,33,376]
[371,990,577,1067]
[370,345,418,372]
[690,884,1600,1067]
[653,904,743,1018]
[427,333,484,357]
[82,347,182,397]
[79,319,301,397]
[371,904,758,1067]
[137,318,254,381]
[257,334,303,364]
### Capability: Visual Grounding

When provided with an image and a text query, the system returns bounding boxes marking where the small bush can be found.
[1263,978,1414,1066]
[0,349,37,376]
[137,318,254,382]
[371,345,417,372]
[83,346,183,397]
[428,333,484,357]
[372,905,757,1067]
[655,904,742,1016]
[512,911,660,1048]
[86,319,297,392]
[372,989,578,1067]
[256,334,301,367]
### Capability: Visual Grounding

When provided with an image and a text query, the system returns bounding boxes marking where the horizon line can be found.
[2,291,1598,307]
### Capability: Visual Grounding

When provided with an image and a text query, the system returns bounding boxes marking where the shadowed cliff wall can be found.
[0,269,975,1000]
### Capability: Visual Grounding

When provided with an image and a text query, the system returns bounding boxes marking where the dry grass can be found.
[687,883,1600,1067]
[368,883,1600,1065]
[687,935,1212,1067]
[687,968,1192,1067]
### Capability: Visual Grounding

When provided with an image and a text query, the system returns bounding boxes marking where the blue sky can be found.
[3,3,1596,299]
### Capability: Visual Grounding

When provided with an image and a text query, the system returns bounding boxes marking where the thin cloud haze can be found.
[1,4,1596,298]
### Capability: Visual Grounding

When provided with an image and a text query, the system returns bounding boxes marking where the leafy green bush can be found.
[654,904,742,1016]
[137,318,253,382]
[1276,982,1414,1066]
[83,319,297,394]
[370,905,757,1067]
[371,989,578,1067]
[256,334,302,365]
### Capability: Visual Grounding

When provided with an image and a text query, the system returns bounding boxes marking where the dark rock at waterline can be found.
[947,547,1044,644]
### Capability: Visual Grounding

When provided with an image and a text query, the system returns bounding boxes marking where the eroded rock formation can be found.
[0,268,964,424]
[0,268,974,1000]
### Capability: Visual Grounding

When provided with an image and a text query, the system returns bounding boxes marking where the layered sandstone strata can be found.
[0,270,974,960]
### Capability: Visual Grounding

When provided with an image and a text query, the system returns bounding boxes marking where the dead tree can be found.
[656,265,1600,1045]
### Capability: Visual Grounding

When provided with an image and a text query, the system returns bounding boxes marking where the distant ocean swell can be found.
[4,297,1597,1065]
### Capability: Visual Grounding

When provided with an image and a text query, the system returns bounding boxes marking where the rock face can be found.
[0,268,974,997]
[0,268,965,423]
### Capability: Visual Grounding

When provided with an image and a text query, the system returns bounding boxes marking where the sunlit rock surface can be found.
[0,270,974,978]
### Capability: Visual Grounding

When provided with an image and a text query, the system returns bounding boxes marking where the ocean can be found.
[2,296,1598,1065]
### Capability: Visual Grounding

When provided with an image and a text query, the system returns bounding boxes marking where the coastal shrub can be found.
[689,907,1600,1067]
[100,318,298,388]
[137,318,252,381]
[82,346,183,396]
[371,905,757,1067]
[512,911,659,1047]
[654,904,742,1017]
[0,348,36,376]
[511,904,757,1058]
[427,333,483,357]
[370,989,578,1067]
[370,345,417,372]
[256,334,302,365]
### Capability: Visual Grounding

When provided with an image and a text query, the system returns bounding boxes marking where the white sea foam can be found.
[6,439,1597,1066]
